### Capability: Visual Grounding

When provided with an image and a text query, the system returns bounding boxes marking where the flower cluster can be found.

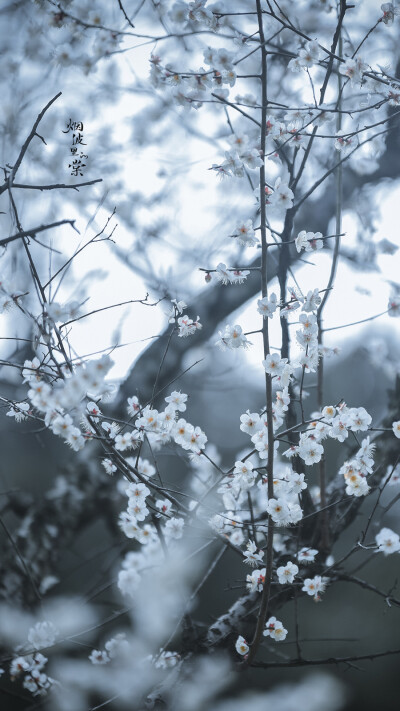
[16,355,115,452]
[295,230,324,253]
[257,293,278,319]
[10,653,55,697]
[166,299,203,336]
[302,575,328,601]
[89,634,130,665]
[266,496,303,526]
[216,324,252,350]
[246,567,266,592]
[177,314,203,337]
[285,407,373,485]
[211,138,263,179]
[339,436,375,497]
[169,1,217,30]
[213,263,250,285]
[231,219,259,247]
[339,56,367,87]
[150,51,233,110]
[153,650,181,669]
[288,39,320,72]
[263,616,288,641]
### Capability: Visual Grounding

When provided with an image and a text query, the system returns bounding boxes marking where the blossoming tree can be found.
[0,1,400,710]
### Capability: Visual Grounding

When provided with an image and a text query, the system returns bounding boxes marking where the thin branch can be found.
[0,219,78,248]
[11,179,102,191]
[251,648,400,668]
[5,92,62,189]
[117,0,135,28]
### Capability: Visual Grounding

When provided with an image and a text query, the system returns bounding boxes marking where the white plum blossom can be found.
[233,460,254,477]
[298,436,324,465]
[102,458,117,475]
[214,263,250,285]
[295,230,324,253]
[392,421,400,438]
[384,463,400,486]
[119,512,142,540]
[286,471,307,494]
[232,219,259,246]
[345,471,370,497]
[347,407,372,432]
[233,459,256,488]
[262,353,288,376]
[230,269,250,284]
[169,2,189,24]
[102,421,121,439]
[375,527,400,555]
[166,298,187,322]
[51,414,74,438]
[137,458,156,478]
[387,86,400,106]
[177,314,202,337]
[239,147,263,170]
[127,395,140,416]
[165,391,188,411]
[126,482,150,502]
[302,575,327,601]
[339,436,374,497]
[329,415,349,442]
[27,622,58,651]
[246,567,266,592]
[243,540,264,567]
[164,517,185,540]
[240,410,261,435]
[89,649,110,665]
[266,498,291,525]
[381,2,400,24]
[115,432,135,451]
[172,418,207,453]
[277,561,299,584]
[298,547,318,563]
[263,616,288,641]
[268,177,294,215]
[288,39,320,72]
[6,402,30,422]
[302,288,322,313]
[288,56,303,73]
[339,56,367,86]
[235,635,249,655]
[214,262,233,285]
[154,650,181,669]
[388,293,400,317]
[322,405,336,421]
[117,566,141,597]
[257,293,278,318]
[335,130,354,155]
[22,358,42,383]
[299,39,320,67]
[155,499,173,516]
[65,427,85,452]
[216,324,252,350]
